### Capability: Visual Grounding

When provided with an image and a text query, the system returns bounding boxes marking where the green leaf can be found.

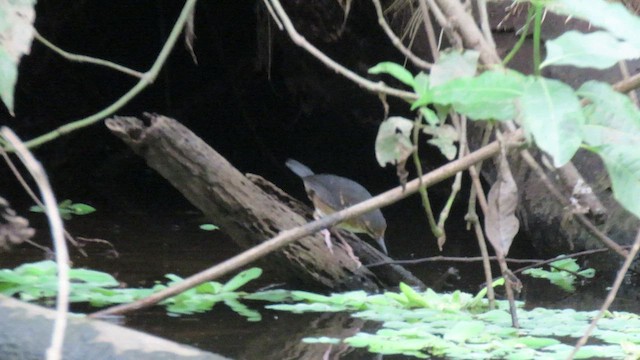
[29,205,44,213]
[195,281,222,294]
[503,336,560,349]
[375,116,415,167]
[431,69,526,120]
[422,124,458,160]
[411,72,432,109]
[199,223,219,231]
[596,144,640,219]
[220,267,262,293]
[0,0,36,116]
[69,269,119,287]
[522,258,595,292]
[545,0,640,48]
[430,49,479,87]
[399,282,428,308]
[368,62,415,87]
[243,289,292,302]
[29,201,96,218]
[443,321,484,342]
[576,80,640,218]
[413,72,430,96]
[577,80,640,147]
[518,77,584,167]
[0,48,17,115]
[419,107,440,126]
[224,299,262,321]
[67,203,96,215]
[541,31,640,70]
[58,199,72,208]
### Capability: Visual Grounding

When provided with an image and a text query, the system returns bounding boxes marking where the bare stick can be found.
[476,0,496,49]
[613,70,640,94]
[618,60,638,106]
[34,30,144,78]
[1,128,69,360]
[375,246,625,267]
[417,0,442,60]
[260,0,283,30]
[568,228,640,359]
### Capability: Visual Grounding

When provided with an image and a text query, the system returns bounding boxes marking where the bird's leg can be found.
[321,228,334,254]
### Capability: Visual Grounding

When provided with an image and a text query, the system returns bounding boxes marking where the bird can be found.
[285,159,388,255]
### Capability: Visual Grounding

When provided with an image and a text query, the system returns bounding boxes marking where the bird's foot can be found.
[321,228,334,254]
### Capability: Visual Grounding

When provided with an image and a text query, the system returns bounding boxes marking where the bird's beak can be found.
[376,237,388,255]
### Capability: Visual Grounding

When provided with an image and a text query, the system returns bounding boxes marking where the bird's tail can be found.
[285,159,315,177]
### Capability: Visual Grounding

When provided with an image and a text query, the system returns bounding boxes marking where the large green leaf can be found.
[545,0,640,48]
[429,69,526,121]
[430,49,479,87]
[596,144,640,219]
[518,77,584,167]
[0,0,36,115]
[0,48,17,115]
[541,31,640,70]
[577,80,640,147]
[578,81,640,217]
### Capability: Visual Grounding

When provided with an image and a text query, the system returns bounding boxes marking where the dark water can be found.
[2,207,638,359]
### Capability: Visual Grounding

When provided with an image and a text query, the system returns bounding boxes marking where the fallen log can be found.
[0,295,227,360]
[105,113,424,291]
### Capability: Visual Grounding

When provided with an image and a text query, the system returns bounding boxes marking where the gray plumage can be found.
[285,159,388,254]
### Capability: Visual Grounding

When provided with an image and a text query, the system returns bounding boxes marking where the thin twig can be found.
[374,245,625,268]
[613,70,640,94]
[412,116,443,240]
[418,0,442,60]
[1,128,69,360]
[34,30,145,78]
[476,0,496,49]
[260,0,283,30]
[568,228,640,359]
[532,3,543,76]
[502,6,534,66]
[471,216,495,308]
[371,0,432,69]
[618,60,639,107]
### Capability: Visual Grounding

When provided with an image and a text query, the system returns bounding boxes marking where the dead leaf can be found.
[484,150,520,257]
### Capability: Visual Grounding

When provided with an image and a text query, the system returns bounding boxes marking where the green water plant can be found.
[265,283,640,359]
[0,261,263,320]
[29,199,96,220]
[1,261,638,358]
[523,257,596,292]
